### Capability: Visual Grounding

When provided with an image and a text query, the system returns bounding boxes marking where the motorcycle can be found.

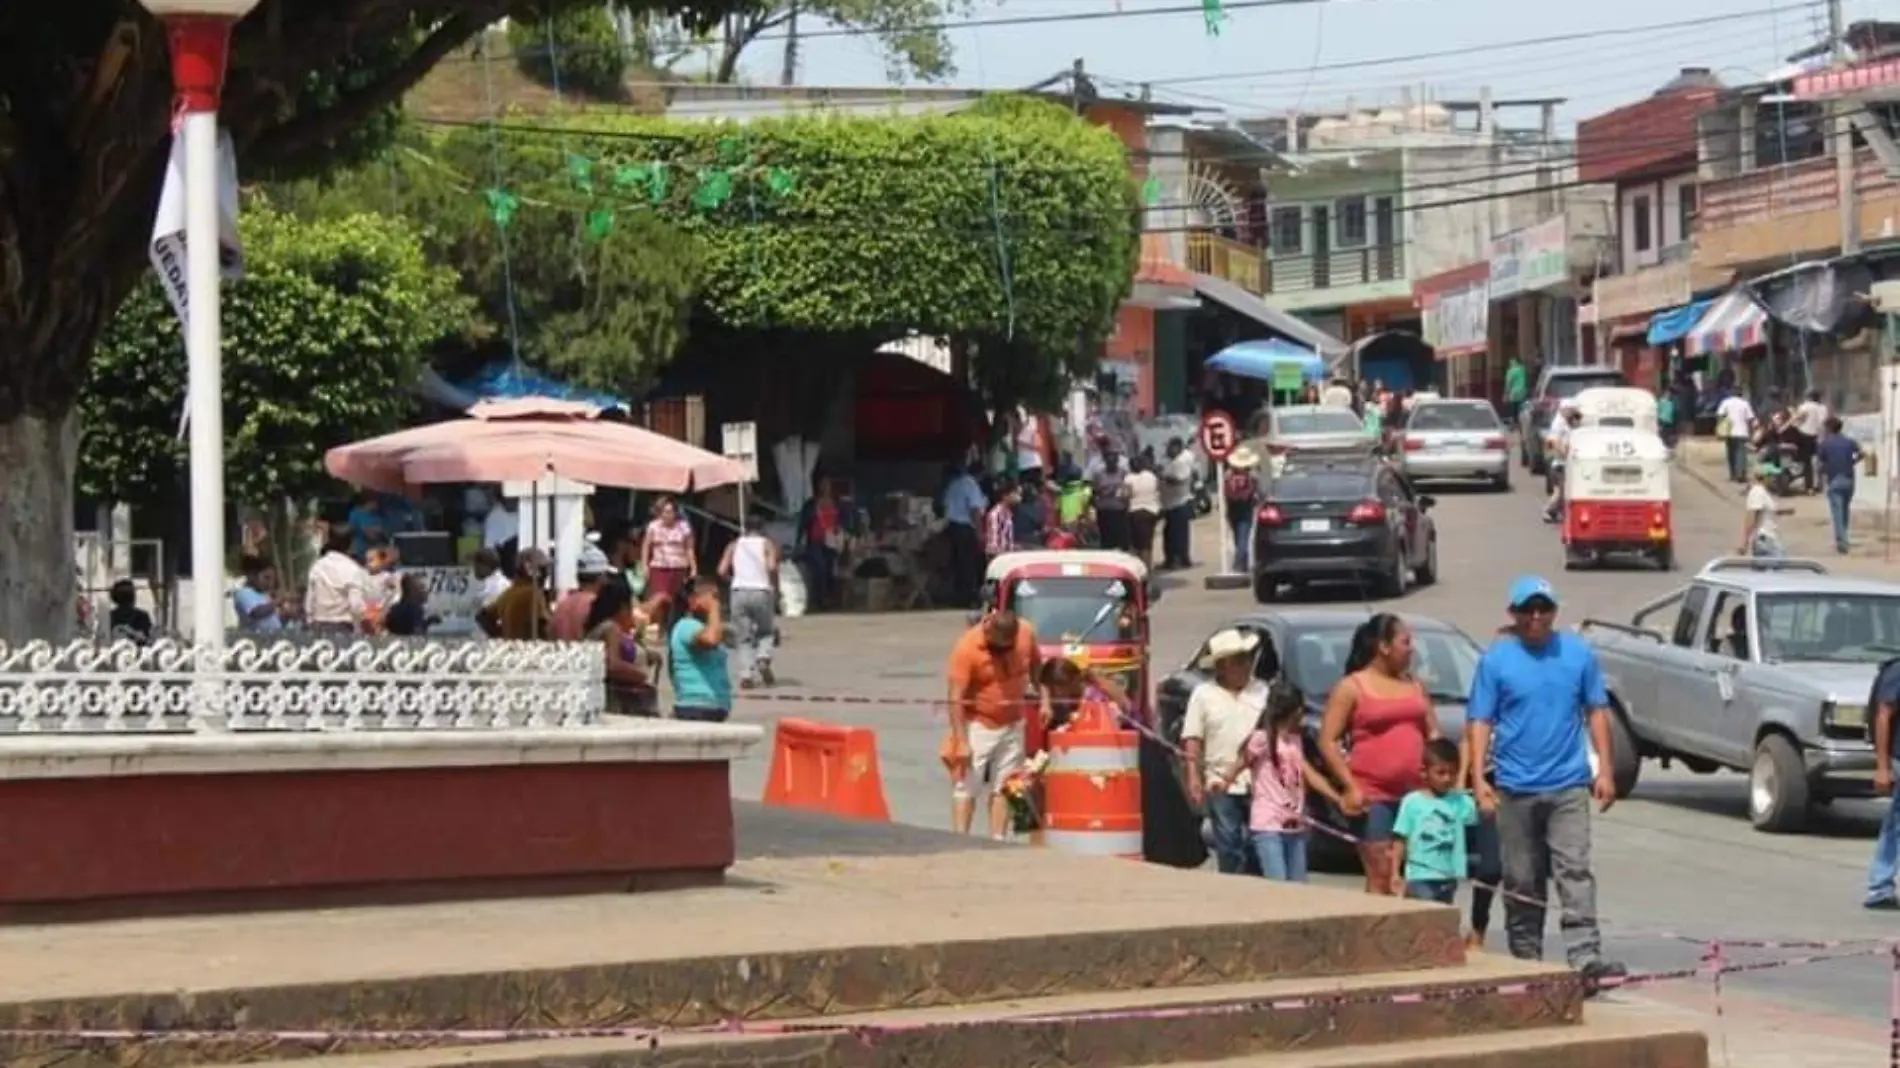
[1191,470,1214,517]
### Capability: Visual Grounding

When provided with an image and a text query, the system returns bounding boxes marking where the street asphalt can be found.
[724,459,1900,1063]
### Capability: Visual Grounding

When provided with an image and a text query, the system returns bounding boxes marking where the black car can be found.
[1150,609,1485,868]
[1251,460,1437,602]
[1519,366,1628,474]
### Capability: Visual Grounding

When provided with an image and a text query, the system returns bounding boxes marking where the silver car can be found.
[1584,557,1891,832]
[1397,398,1511,490]
[1254,404,1378,462]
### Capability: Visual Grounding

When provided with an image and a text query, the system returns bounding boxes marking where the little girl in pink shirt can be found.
[1243,682,1342,882]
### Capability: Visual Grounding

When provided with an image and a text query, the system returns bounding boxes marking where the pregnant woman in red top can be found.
[1318,613,1440,895]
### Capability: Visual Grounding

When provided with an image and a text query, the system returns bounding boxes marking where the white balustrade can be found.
[0,637,605,733]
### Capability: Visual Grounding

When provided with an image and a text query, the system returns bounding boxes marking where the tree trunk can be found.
[0,411,78,645]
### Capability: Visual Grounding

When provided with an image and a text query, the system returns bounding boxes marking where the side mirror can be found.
[1418,495,1437,511]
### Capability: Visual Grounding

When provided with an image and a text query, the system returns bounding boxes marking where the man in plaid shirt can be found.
[985,478,1021,561]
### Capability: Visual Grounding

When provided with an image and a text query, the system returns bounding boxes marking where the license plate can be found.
[1299,518,1330,532]
[1603,468,1641,483]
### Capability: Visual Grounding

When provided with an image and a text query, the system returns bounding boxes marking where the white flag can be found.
[148,126,245,438]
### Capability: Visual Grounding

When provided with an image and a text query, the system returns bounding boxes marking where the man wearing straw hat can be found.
[1222,445,1262,572]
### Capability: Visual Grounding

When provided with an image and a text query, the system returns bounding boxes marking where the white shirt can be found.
[729,534,775,592]
[1321,385,1354,409]
[477,570,510,607]
[1183,679,1268,793]
[305,551,371,626]
[483,505,519,548]
[1125,470,1162,514]
[1717,396,1756,439]
[1746,484,1780,539]
[1545,417,1573,458]
[1160,453,1195,510]
[1014,414,1043,472]
[1795,400,1829,437]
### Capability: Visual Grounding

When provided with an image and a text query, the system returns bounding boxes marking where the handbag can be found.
[1715,416,1731,438]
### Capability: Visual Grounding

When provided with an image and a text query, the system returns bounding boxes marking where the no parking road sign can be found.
[1199,410,1238,462]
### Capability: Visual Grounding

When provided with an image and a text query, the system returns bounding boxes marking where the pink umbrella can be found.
[325,399,748,494]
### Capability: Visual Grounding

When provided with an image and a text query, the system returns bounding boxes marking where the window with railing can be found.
[1269,206,1304,254]
[1265,244,1406,292]
[1336,198,1368,248]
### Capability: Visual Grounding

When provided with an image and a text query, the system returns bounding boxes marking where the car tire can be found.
[1378,550,1408,598]
[1252,573,1278,604]
[1655,544,1675,571]
[1415,536,1438,586]
[1493,472,1512,492]
[1607,707,1641,799]
[1749,733,1811,833]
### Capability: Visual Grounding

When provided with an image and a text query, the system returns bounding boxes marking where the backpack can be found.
[1223,468,1254,501]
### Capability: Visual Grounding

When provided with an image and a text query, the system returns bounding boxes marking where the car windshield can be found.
[1408,404,1499,431]
[1282,625,1482,702]
[1755,593,1900,663]
[1545,374,1626,400]
[1006,576,1139,643]
[1276,409,1365,436]
[1268,473,1370,501]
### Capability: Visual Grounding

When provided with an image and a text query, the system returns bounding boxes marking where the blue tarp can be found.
[453,361,630,411]
[1205,338,1327,383]
[1647,299,1714,347]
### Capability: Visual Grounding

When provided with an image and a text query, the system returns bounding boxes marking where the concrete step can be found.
[1163,1004,1707,1067]
[2,850,1463,1064]
[124,956,1583,1068]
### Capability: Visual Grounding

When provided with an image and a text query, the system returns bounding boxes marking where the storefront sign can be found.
[1592,261,1692,322]
[1421,281,1490,357]
[1489,216,1568,301]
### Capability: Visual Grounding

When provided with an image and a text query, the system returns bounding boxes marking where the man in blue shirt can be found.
[942,463,989,608]
[1814,416,1864,554]
[1865,660,1900,908]
[1467,576,1625,988]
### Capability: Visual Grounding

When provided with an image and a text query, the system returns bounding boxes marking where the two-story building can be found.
[1575,68,1736,390]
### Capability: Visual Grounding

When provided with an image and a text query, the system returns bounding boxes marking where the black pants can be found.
[1097,509,1132,551]
[1793,431,1818,492]
[1162,505,1193,567]
[1129,510,1159,563]
[1468,814,1502,936]
[948,523,983,606]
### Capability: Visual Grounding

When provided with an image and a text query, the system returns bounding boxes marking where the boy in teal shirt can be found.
[669,577,733,722]
[1392,739,1480,904]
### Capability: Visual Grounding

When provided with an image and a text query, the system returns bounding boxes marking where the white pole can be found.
[183,109,226,664]
[1216,458,1233,572]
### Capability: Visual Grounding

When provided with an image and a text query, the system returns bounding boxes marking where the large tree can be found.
[0,0,737,643]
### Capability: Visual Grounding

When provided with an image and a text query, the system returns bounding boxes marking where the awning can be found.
[1191,272,1349,360]
[1683,289,1769,357]
[1646,299,1712,347]
[1205,339,1326,383]
[1795,56,1900,101]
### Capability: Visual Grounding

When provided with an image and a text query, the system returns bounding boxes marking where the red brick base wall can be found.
[0,760,734,921]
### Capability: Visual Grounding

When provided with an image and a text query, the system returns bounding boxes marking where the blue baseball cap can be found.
[1507,575,1559,610]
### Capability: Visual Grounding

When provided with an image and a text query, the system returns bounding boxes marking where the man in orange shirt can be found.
[945,610,1042,837]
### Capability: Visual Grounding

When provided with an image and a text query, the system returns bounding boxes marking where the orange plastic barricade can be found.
[1041,714,1143,860]
[761,718,892,822]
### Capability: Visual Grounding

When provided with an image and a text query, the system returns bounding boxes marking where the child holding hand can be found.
[1243,681,1341,882]
[1392,738,1480,904]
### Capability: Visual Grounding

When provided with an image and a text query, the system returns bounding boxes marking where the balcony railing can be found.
[1185,232,1407,297]
[1267,245,1406,293]
[1185,232,1263,293]
[1696,147,1900,267]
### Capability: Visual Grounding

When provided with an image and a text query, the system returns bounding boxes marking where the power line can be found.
[1134,3,1824,86]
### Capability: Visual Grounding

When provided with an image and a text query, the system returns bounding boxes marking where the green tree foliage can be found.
[274,129,704,396]
[509,5,630,99]
[438,96,1137,405]
[81,209,474,511]
[709,0,972,82]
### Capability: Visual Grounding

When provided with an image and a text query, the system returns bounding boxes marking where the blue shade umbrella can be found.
[454,361,630,411]
[1205,338,1326,382]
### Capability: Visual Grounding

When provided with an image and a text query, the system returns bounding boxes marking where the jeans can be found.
[1827,478,1855,552]
[1867,762,1900,904]
[730,588,777,681]
[1468,814,1503,936]
[1229,514,1252,571]
[946,524,981,607]
[1725,437,1748,482]
[1407,879,1457,904]
[1252,831,1308,882]
[675,706,729,723]
[800,546,839,612]
[1163,505,1193,567]
[1207,792,1251,874]
[1497,787,1603,968]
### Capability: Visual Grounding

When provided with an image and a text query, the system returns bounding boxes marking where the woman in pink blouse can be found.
[643,497,698,615]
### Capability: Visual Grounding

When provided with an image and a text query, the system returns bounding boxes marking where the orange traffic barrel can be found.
[761,718,892,822]
[1042,715,1143,859]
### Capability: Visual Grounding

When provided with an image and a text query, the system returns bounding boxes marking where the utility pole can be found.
[780,0,800,86]
[1832,0,1861,254]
